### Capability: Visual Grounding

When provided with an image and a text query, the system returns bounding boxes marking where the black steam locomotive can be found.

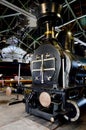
[24,1,86,122]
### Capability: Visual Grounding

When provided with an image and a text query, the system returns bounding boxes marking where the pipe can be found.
[77,97,86,108]
[41,54,44,83]
[62,58,65,88]
[18,64,21,84]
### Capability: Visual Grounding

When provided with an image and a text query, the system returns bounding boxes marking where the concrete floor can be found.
[0,93,49,130]
[0,92,86,130]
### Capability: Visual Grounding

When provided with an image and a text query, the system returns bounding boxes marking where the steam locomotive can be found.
[24,1,86,122]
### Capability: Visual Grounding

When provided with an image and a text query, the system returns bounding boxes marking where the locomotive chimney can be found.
[36,0,62,39]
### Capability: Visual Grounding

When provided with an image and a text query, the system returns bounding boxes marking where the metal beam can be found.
[63,0,77,8]
[55,15,86,46]
[65,0,86,38]
[0,13,21,19]
[0,29,12,33]
[0,0,36,20]
[74,37,86,46]
[55,14,86,30]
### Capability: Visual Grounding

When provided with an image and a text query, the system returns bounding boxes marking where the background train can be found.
[24,0,86,122]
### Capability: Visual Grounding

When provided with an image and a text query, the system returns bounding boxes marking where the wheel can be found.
[64,100,80,122]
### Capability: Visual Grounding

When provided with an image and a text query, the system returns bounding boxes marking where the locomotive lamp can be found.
[39,92,51,107]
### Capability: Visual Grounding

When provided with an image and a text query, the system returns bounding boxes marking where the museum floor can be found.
[0,92,86,130]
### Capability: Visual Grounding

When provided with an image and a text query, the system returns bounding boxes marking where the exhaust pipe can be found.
[64,98,86,122]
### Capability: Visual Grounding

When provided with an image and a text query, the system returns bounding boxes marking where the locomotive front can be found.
[31,43,61,86]
[25,1,66,122]
[27,42,67,122]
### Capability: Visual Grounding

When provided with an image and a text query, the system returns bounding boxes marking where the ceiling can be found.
[0,0,86,62]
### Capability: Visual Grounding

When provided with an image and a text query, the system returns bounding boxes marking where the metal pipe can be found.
[41,54,44,83]
[18,64,21,84]
[77,97,86,108]
[62,58,65,88]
